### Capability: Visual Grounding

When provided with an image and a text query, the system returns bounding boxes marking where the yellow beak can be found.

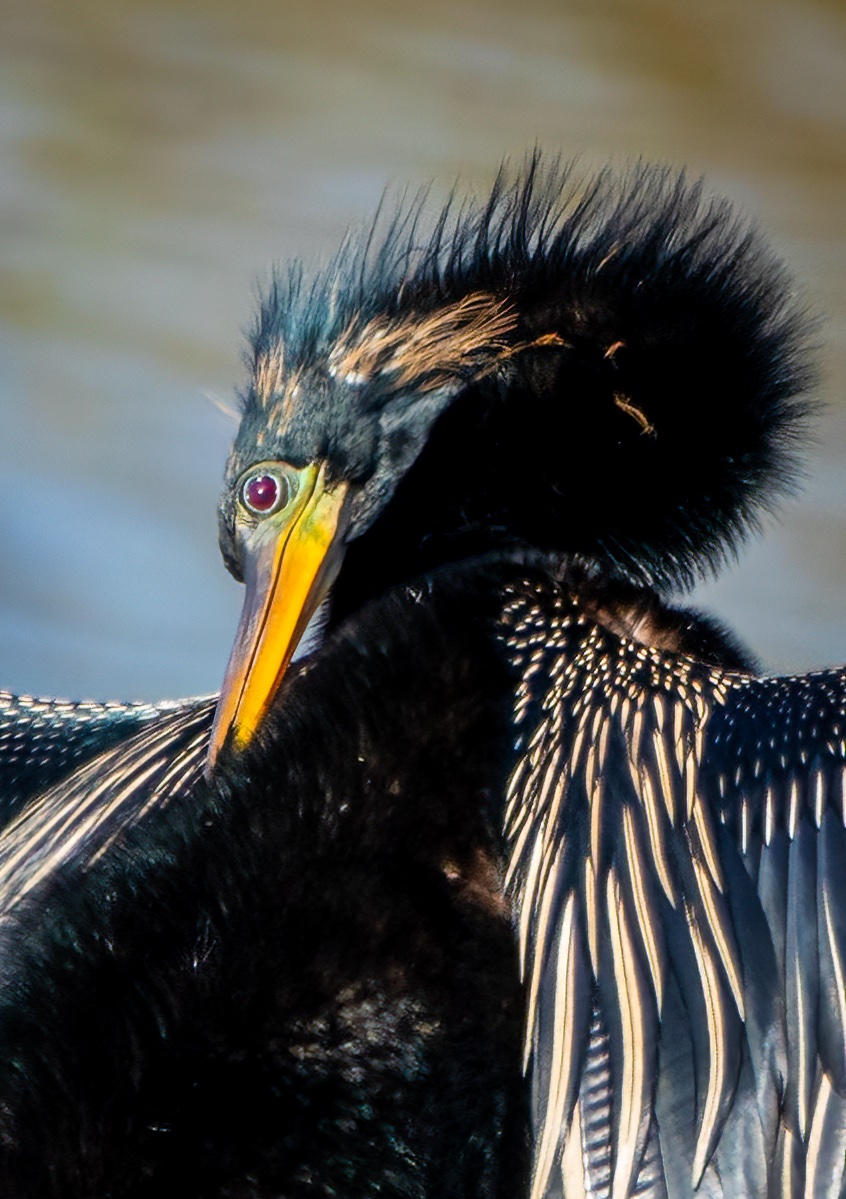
[207,463,350,770]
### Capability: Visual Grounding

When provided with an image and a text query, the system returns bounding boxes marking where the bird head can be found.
[208,157,812,768]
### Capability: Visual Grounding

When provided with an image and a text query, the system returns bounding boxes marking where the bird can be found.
[0,155,843,1199]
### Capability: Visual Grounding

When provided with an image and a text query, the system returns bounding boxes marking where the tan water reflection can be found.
[0,0,844,698]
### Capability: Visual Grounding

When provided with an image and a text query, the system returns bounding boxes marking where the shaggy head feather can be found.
[220,155,814,592]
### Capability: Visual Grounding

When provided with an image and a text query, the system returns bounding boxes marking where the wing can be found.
[501,583,846,1199]
[701,669,846,1198]
[0,698,214,914]
[0,690,206,827]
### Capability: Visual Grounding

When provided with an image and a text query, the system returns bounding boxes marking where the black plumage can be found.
[0,573,529,1198]
[0,157,842,1199]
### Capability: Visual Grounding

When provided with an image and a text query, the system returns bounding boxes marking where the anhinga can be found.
[0,158,842,1199]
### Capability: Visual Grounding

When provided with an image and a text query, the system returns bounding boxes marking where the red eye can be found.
[242,472,288,514]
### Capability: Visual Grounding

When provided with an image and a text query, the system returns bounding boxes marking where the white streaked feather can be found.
[606,868,650,1199]
[560,1099,588,1199]
[0,716,189,876]
[673,703,686,774]
[584,855,600,979]
[622,805,665,1011]
[651,728,678,825]
[0,707,211,910]
[687,907,729,1186]
[518,823,553,980]
[522,842,569,1071]
[529,892,582,1199]
[690,852,745,1021]
[691,793,726,893]
[631,763,677,908]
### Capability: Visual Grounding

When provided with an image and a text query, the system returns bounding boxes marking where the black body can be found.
[0,158,842,1199]
[0,566,530,1198]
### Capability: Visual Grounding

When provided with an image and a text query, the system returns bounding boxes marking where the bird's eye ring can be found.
[240,470,292,516]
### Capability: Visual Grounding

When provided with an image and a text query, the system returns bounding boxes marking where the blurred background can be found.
[0,0,844,701]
